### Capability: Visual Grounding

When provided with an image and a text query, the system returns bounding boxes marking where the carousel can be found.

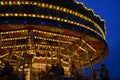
[0,0,108,80]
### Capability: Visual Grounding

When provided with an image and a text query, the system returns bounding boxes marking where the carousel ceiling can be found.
[0,24,108,71]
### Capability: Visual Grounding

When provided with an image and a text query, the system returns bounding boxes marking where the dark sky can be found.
[77,0,120,79]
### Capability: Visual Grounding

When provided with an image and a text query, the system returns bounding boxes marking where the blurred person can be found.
[95,64,109,80]
[1,62,14,80]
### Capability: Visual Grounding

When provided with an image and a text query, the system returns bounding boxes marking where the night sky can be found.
[77,0,120,79]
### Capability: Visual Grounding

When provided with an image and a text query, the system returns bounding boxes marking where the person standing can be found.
[95,64,110,80]
[1,62,14,80]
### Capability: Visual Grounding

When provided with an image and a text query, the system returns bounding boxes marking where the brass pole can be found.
[45,44,48,66]
[16,51,22,72]
[87,51,96,80]
[50,45,53,64]
[21,51,26,80]
[69,57,71,73]
[58,34,61,64]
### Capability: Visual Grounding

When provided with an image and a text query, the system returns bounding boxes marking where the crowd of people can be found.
[37,63,65,80]
[0,61,109,80]
[0,62,65,80]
